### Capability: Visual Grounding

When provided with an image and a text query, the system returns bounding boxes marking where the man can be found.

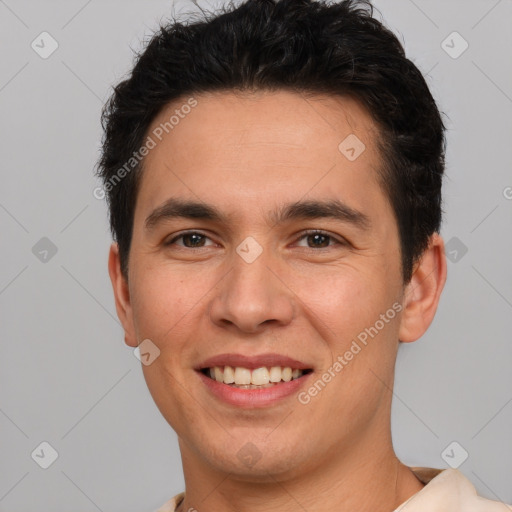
[96,0,512,510]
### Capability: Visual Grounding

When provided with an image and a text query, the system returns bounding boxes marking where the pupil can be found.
[309,234,328,248]
[184,233,204,247]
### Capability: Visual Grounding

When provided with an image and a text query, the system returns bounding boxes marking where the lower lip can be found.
[197,370,313,408]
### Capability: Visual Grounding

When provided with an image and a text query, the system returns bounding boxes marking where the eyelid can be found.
[165,229,347,249]
[165,230,217,247]
[294,229,347,248]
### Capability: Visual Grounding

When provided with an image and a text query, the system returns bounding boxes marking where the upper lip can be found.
[195,353,312,370]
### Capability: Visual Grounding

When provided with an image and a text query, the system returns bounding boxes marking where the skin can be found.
[108,90,447,512]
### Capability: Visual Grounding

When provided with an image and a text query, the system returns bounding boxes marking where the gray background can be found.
[1,0,511,510]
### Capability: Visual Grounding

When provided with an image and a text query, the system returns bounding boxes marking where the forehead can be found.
[135,89,389,226]
[145,89,380,160]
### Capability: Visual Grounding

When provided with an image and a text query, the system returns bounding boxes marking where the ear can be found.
[108,242,138,347]
[398,233,447,343]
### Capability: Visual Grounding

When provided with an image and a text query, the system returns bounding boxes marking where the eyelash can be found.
[164,229,347,250]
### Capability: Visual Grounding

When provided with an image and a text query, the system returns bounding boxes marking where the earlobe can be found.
[398,233,447,343]
[108,242,138,347]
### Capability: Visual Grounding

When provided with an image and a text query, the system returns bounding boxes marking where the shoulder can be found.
[395,467,512,512]
[154,491,185,512]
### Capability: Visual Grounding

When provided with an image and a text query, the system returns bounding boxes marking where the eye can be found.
[165,231,215,248]
[295,230,346,249]
[164,229,346,250]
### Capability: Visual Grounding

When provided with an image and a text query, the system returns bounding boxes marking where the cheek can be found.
[296,264,385,331]
[129,269,187,341]
[298,264,400,379]
[129,262,222,351]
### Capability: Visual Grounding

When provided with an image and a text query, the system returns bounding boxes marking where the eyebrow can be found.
[144,197,371,232]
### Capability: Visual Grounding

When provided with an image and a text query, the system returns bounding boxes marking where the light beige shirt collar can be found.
[155,467,512,512]
[393,467,512,511]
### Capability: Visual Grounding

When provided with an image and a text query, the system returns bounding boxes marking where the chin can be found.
[202,436,312,481]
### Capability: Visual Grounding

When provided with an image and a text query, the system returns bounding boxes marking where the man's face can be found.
[118,90,408,478]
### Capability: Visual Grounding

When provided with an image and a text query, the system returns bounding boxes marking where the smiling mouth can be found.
[200,365,313,389]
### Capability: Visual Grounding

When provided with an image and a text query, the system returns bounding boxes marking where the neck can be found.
[176,441,425,512]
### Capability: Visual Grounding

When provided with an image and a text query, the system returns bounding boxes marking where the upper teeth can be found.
[207,366,304,385]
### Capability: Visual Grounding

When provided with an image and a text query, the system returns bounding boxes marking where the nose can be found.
[209,247,295,334]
